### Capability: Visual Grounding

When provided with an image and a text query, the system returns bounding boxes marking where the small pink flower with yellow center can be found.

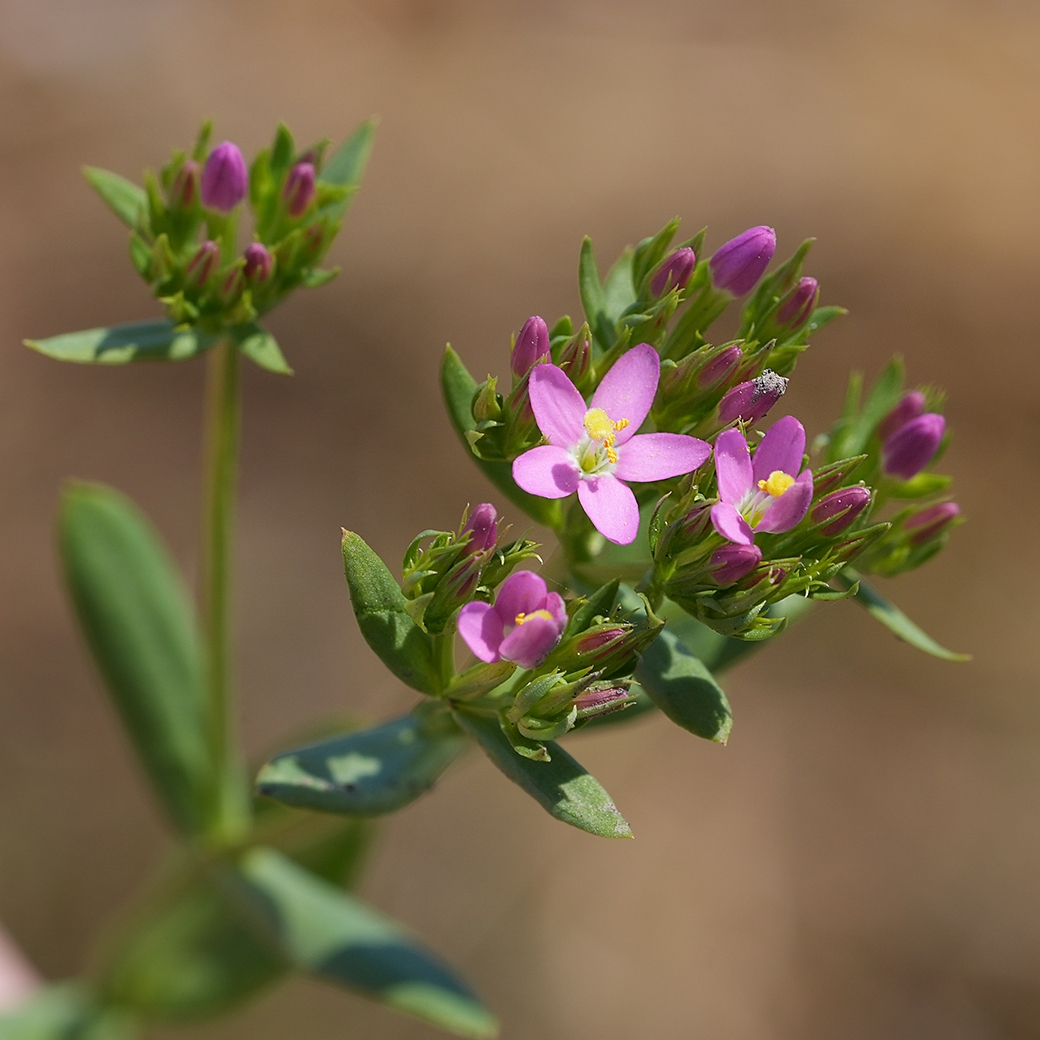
[710,415,814,544]
[512,344,712,545]
[457,571,567,669]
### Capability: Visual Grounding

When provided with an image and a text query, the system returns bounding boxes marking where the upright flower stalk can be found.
[201,339,247,841]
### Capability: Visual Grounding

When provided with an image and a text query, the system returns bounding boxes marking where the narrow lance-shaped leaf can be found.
[319,118,377,221]
[341,531,439,694]
[232,848,498,1040]
[230,323,292,375]
[440,346,563,528]
[453,708,632,839]
[256,703,468,816]
[59,483,218,835]
[83,166,147,229]
[836,569,970,662]
[25,320,218,366]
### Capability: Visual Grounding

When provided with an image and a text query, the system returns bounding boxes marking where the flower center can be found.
[515,609,553,626]
[757,470,794,497]
[577,408,629,473]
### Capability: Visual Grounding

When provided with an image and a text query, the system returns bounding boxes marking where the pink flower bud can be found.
[709,543,762,585]
[650,247,696,296]
[709,225,776,295]
[243,242,274,282]
[557,328,591,385]
[696,345,742,390]
[170,160,200,208]
[574,683,632,718]
[717,369,788,425]
[185,240,220,287]
[462,503,498,554]
[775,276,819,328]
[201,141,247,212]
[882,413,945,480]
[810,485,871,537]
[283,161,316,217]
[511,316,551,377]
[904,501,960,545]
[877,390,926,444]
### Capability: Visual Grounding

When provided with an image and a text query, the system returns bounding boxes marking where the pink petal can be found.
[614,433,711,483]
[513,446,580,499]
[577,474,640,545]
[495,570,549,623]
[714,429,753,504]
[710,502,754,545]
[456,601,504,662]
[499,614,562,669]
[756,469,814,533]
[528,364,587,446]
[590,343,659,444]
[752,415,806,483]
[545,591,568,632]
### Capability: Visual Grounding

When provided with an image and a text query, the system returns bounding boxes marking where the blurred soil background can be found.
[1,0,1039,1037]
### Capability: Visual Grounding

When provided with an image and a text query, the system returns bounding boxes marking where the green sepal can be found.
[634,626,732,743]
[830,356,904,460]
[25,320,218,365]
[836,569,970,662]
[453,708,632,838]
[255,702,467,816]
[0,983,137,1040]
[341,531,439,694]
[446,660,516,699]
[630,216,681,294]
[440,346,563,528]
[230,323,292,375]
[58,483,219,836]
[301,267,340,288]
[232,847,498,1039]
[83,166,148,230]
[888,472,953,499]
[565,578,620,636]
[602,249,637,324]
[806,305,847,334]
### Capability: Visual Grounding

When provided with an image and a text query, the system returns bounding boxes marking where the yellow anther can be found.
[613,418,629,431]
[757,470,795,497]
[583,408,615,442]
[515,609,553,626]
[606,446,618,464]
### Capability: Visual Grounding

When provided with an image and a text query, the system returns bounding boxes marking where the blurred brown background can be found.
[1,0,1038,1037]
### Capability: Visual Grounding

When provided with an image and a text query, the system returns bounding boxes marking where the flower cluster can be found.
[86,120,368,332]
[444,216,960,644]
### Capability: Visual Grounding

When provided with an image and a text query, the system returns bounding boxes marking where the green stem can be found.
[201,339,248,842]
[431,632,456,694]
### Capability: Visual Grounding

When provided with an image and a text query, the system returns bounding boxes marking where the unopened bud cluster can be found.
[99,120,356,332]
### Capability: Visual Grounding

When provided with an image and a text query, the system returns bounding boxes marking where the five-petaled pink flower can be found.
[710,415,814,544]
[457,571,567,669]
[512,344,711,545]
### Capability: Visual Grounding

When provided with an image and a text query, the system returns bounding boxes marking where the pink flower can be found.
[512,344,711,545]
[457,571,567,669]
[710,415,814,545]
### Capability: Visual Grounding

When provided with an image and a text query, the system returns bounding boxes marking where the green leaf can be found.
[440,347,562,528]
[321,119,378,186]
[453,709,632,838]
[256,703,467,816]
[25,320,217,365]
[83,166,147,229]
[230,324,292,375]
[235,847,498,1039]
[602,249,636,323]
[97,807,375,1022]
[837,356,904,458]
[578,237,608,345]
[0,984,136,1040]
[98,872,284,1022]
[342,531,439,694]
[59,483,217,835]
[320,119,377,221]
[635,627,732,743]
[836,569,970,662]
